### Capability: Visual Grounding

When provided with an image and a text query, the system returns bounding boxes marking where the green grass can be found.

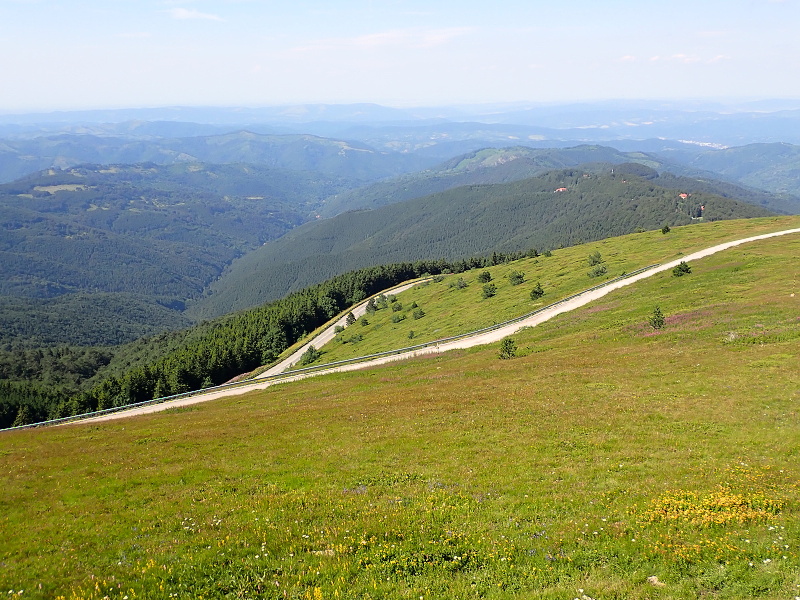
[301,216,800,367]
[2,217,800,599]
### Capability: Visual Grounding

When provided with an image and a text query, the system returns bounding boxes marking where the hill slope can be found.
[3,219,799,599]
[321,144,800,217]
[0,162,352,346]
[193,167,774,317]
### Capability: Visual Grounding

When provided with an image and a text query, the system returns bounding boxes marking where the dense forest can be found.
[0,162,356,346]
[0,252,532,429]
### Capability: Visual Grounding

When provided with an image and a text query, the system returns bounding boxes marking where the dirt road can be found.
[78,227,800,424]
[256,280,425,378]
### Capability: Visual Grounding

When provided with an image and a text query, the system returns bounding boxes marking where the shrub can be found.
[345,312,356,326]
[482,283,497,299]
[588,251,603,266]
[588,265,607,278]
[391,313,405,323]
[499,337,517,359]
[408,330,415,339]
[334,325,345,334]
[673,261,692,277]
[391,302,403,312]
[649,306,665,330]
[450,277,468,289]
[360,317,369,326]
[530,282,544,300]
[662,224,671,234]
[543,249,553,257]
[507,270,525,285]
[412,308,425,320]
[477,271,492,283]
[432,274,445,283]
[298,345,322,366]
[365,298,377,314]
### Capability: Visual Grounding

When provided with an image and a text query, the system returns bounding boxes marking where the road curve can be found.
[256,280,425,378]
[78,227,800,424]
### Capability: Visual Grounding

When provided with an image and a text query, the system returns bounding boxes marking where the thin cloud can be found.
[166,7,224,21]
[289,27,474,54]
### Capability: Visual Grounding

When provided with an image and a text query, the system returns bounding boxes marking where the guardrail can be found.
[3,264,658,432]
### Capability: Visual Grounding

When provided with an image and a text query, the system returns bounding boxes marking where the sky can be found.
[1,0,799,112]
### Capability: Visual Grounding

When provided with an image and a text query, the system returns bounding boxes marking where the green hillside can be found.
[0,162,352,347]
[321,145,799,218]
[2,218,799,599]
[193,167,775,317]
[319,145,656,216]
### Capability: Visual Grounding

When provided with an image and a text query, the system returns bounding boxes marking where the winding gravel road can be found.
[77,227,800,424]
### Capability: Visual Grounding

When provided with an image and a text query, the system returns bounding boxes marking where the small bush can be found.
[432,274,445,283]
[412,308,425,320]
[507,270,525,285]
[673,261,692,277]
[477,271,492,283]
[391,313,405,323]
[408,330,415,339]
[450,277,468,289]
[588,251,603,266]
[530,282,544,300]
[334,325,345,334]
[360,318,370,326]
[482,283,497,299]
[499,337,517,359]
[588,265,607,278]
[298,346,322,366]
[662,224,671,234]
[543,249,553,257]
[391,302,403,312]
[345,312,356,326]
[649,306,665,330]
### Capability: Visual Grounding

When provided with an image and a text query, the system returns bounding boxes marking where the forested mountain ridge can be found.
[320,145,799,217]
[0,162,355,347]
[192,166,774,317]
[0,130,435,183]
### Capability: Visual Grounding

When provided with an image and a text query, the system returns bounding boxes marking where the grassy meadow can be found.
[2,216,800,599]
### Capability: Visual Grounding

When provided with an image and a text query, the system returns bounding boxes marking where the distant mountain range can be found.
[1,115,798,346]
[0,130,434,184]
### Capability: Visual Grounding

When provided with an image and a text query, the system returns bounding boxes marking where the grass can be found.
[1,217,800,599]
[300,216,800,367]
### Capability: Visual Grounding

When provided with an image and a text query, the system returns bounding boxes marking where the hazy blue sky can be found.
[1,0,798,111]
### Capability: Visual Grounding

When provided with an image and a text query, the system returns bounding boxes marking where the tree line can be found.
[1,248,536,428]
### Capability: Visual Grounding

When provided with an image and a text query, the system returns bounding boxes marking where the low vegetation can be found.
[293,216,798,368]
[2,219,799,599]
